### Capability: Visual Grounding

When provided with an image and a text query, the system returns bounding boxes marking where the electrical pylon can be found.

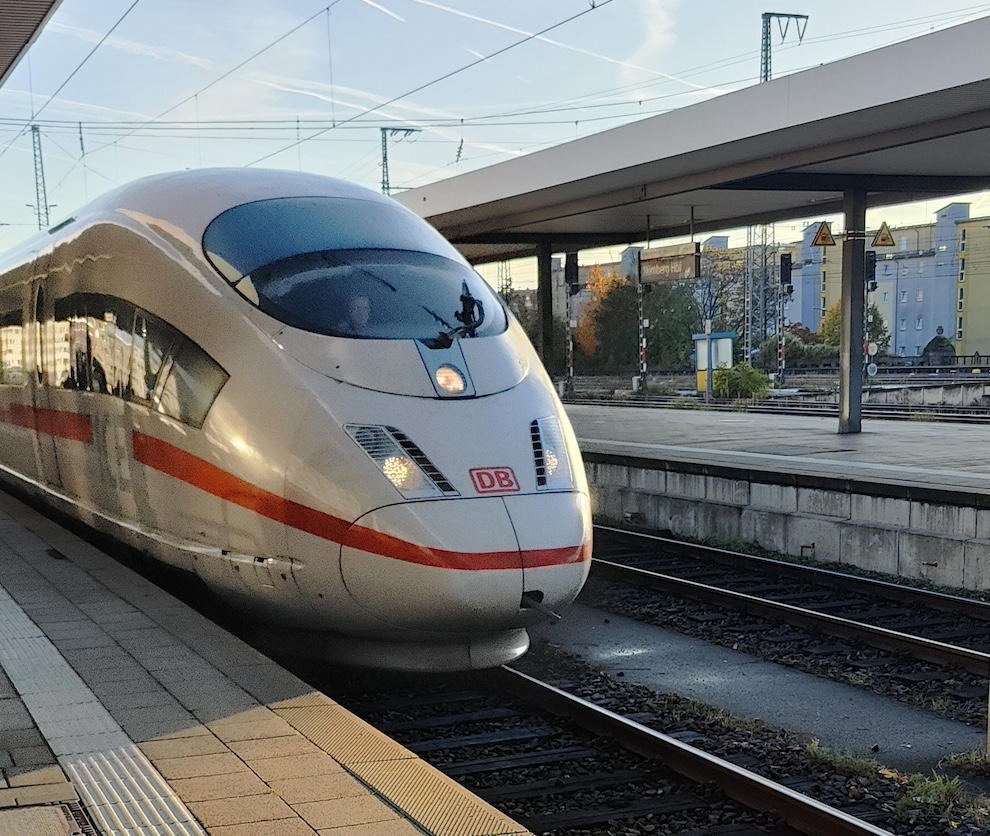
[31,124,50,230]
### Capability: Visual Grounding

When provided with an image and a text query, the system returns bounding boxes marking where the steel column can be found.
[537,242,554,367]
[839,189,866,434]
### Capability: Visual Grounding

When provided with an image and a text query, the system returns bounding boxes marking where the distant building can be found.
[532,200,990,362]
[806,203,968,358]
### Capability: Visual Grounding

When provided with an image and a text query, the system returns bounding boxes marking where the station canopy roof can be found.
[0,2,63,89]
[397,17,990,264]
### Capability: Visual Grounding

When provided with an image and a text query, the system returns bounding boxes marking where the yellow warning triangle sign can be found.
[811,221,836,247]
[872,221,895,247]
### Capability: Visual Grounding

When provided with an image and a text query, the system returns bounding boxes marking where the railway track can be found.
[313,664,893,836]
[591,526,990,718]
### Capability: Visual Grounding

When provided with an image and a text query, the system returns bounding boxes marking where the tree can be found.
[574,264,625,358]
[818,300,890,355]
[867,303,891,355]
[819,301,841,346]
[644,282,701,370]
[697,248,747,338]
[755,331,837,370]
[593,284,638,370]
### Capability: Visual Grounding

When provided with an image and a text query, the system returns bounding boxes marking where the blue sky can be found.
[3,0,990,282]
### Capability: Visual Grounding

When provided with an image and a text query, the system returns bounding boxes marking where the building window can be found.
[960,258,966,281]
[915,317,923,330]
[916,289,924,302]
[820,297,827,315]
[915,346,921,354]
[900,290,908,303]
[882,291,890,303]
[960,229,967,251]
[958,287,965,311]
[899,346,906,356]
[899,319,906,331]
[957,317,964,340]
[820,271,826,292]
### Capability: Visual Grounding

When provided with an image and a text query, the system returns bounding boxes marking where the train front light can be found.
[346,424,458,499]
[382,455,427,492]
[435,365,466,395]
[530,416,573,491]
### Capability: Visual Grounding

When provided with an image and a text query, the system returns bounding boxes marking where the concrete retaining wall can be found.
[586,455,990,591]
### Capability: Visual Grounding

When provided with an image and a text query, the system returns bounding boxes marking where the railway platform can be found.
[0,489,530,836]
[566,403,990,493]
[566,404,990,591]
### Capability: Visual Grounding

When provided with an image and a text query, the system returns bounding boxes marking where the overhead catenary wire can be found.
[0,0,143,165]
[2,0,990,232]
[7,3,990,153]
[245,0,616,166]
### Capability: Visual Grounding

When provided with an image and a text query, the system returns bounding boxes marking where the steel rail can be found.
[590,556,990,677]
[487,666,893,836]
[596,524,990,622]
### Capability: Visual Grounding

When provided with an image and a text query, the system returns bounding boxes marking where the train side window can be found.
[130,312,180,403]
[0,305,26,387]
[53,294,135,395]
[86,297,135,396]
[155,339,228,428]
[52,296,81,390]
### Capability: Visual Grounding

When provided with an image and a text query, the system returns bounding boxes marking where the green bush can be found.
[712,363,770,399]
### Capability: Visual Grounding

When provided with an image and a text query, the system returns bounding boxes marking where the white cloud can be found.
[622,0,681,83]
[49,22,214,70]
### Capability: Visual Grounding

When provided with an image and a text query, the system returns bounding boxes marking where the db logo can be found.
[470,467,520,494]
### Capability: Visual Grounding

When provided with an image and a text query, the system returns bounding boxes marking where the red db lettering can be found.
[470,467,521,494]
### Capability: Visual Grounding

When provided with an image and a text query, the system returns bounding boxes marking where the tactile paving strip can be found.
[0,585,206,835]
[275,696,529,836]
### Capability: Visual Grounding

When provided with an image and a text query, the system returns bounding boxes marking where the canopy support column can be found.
[838,188,866,434]
[537,241,554,366]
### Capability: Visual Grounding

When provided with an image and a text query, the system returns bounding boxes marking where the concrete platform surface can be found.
[0,489,530,836]
[566,404,990,494]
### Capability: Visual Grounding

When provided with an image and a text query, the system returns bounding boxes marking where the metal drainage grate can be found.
[64,801,100,836]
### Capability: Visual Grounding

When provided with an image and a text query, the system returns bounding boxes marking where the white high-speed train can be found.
[0,168,591,670]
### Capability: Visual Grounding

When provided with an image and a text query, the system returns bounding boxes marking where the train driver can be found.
[338,293,371,336]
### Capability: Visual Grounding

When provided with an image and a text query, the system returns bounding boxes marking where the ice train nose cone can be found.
[339,493,590,633]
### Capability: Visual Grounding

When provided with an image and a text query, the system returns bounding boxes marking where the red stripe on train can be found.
[131,431,351,543]
[0,404,93,443]
[131,432,588,571]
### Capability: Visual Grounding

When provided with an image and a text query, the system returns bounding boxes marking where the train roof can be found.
[0,168,396,273]
[83,168,393,232]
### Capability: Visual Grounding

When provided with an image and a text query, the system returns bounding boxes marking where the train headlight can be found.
[382,455,423,491]
[346,424,458,499]
[530,416,573,491]
[544,448,559,476]
[435,365,466,395]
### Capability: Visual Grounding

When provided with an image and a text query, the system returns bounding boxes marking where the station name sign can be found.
[638,242,701,284]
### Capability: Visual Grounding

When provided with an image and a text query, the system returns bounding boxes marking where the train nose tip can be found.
[340,497,525,632]
[339,493,590,633]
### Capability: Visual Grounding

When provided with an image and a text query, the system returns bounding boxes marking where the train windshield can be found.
[203,196,507,342]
